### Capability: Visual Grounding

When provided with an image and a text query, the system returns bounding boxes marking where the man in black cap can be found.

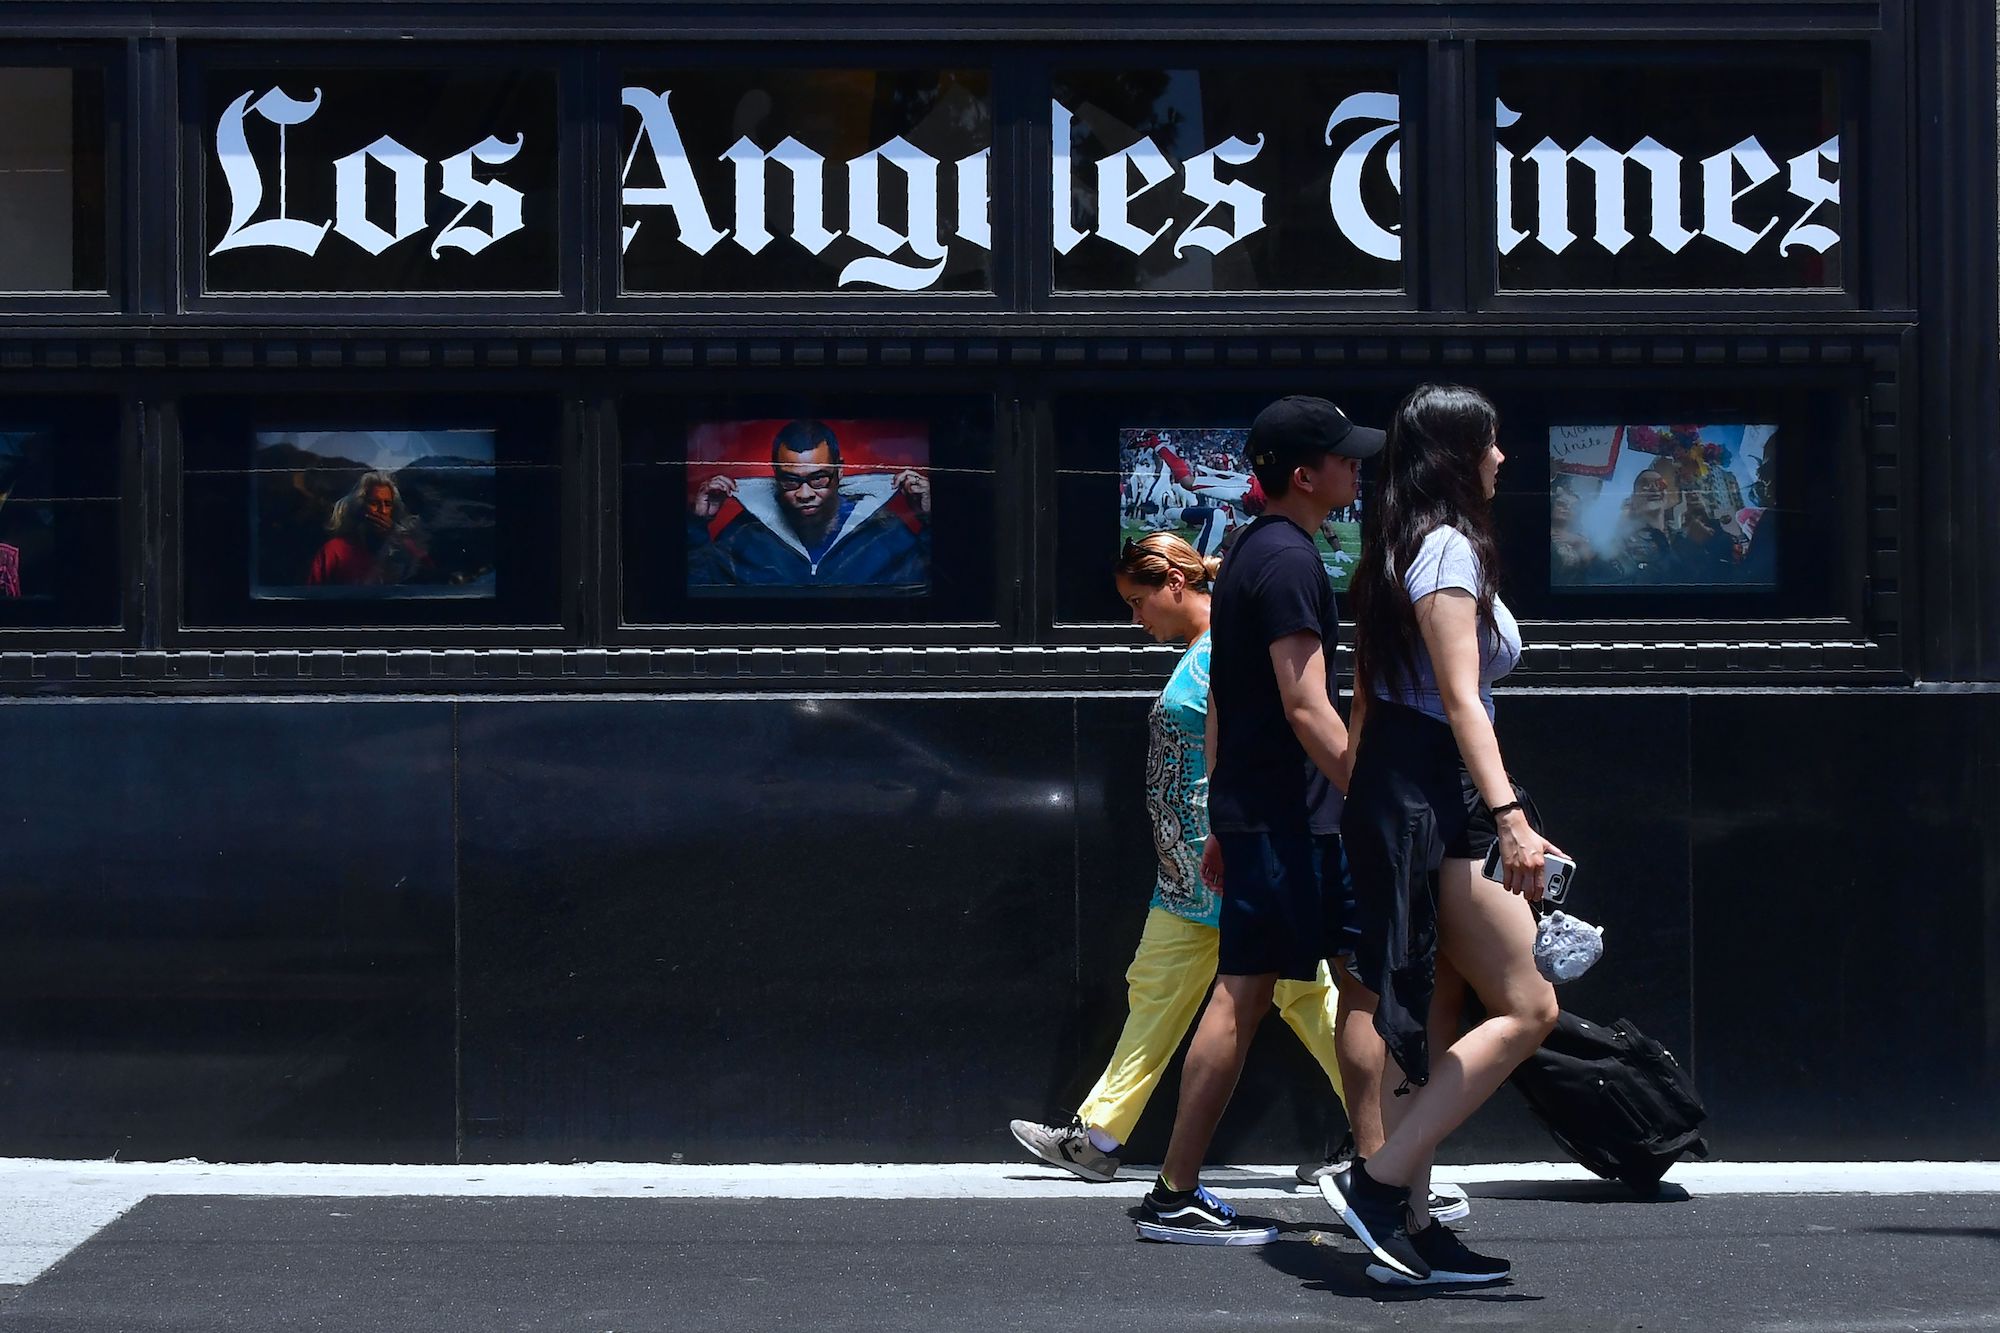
[1135,395,1386,1244]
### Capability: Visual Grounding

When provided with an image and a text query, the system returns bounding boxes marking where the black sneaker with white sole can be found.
[1319,1162,1430,1280]
[1134,1182,1280,1246]
[1364,1221,1511,1286]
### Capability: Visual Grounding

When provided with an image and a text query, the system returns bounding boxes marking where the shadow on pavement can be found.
[1865,1225,2000,1244]
[1257,1231,1547,1305]
[1461,1178,1691,1204]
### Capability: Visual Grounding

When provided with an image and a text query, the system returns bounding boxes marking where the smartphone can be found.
[1483,843,1576,904]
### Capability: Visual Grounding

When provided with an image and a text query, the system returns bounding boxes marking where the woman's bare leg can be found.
[1365,858,1558,1189]
[1376,954,1467,1223]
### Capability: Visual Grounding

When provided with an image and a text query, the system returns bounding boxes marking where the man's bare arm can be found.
[1270,631,1352,792]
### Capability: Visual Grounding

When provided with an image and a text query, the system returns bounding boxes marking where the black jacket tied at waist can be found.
[1341,698,1518,1087]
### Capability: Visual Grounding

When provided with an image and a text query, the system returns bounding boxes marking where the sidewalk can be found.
[2,1160,1996,1331]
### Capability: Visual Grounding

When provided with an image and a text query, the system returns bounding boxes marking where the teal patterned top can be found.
[1147,632,1218,925]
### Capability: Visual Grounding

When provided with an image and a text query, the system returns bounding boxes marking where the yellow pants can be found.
[1075,905,1347,1145]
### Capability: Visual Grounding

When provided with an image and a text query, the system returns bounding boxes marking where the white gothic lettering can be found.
[1490,97,1841,261]
[620,86,987,292]
[209,86,528,260]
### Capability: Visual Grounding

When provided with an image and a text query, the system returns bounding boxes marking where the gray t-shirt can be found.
[1372,525,1521,722]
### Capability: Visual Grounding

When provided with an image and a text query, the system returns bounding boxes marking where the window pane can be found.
[618,69,993,295]
[1053,67,1405,293]
[1054,388,1398,623]
[0,398,121,628]
[1487,384,1853,623]
[199,68,560,294]
[0,68,107,293]
[621,395,995,625]
[181,395,564,627]
[1494,61,1843,291]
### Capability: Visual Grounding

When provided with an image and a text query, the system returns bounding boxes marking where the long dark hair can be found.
[1351,384,1504,699]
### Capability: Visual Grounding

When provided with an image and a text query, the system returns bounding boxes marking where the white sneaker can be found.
[1009,1116,1120,1183]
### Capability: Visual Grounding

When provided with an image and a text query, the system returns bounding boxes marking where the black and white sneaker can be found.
[1301,1147,1473,1225]
[1320,1162,1430,1280]
[1293,1132,1356,1185]
[1365,1221,1510,1286]
[1134,1182,1280,1246]
[1428,1183,1471,1224]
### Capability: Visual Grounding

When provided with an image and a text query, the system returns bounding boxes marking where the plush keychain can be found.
[1533,910,1605,983]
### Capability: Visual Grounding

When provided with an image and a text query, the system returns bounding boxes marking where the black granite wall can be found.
[0,691,1993,1164]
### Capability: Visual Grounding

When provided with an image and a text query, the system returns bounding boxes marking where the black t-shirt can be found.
[1207,515,1344,834]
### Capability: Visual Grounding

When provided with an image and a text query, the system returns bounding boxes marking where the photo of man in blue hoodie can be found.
[686,419,932,593]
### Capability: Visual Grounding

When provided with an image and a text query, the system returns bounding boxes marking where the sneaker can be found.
[1294,1132,1356,1186]
[1134,1183,1280,1246]
[1301,1149,1472,1225]
[1320,1162,1430,1280]
[1009,1117,1119,1183]
[1428,1183,1471,1224]
[1365,1221,1510,1286]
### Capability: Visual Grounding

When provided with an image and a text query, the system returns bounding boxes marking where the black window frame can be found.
[598,44,1020,320]
[1471,40,1872,315]
[1031,43,1428,316]
[178,42,584,316]
[160,372,586,649]
[601,367,1027,647]
[0,42,125,314]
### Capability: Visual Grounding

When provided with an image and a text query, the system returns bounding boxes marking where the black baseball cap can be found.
[1246,396,1386,470]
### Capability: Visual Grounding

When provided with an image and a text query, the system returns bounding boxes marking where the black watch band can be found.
[1488,799,1524,819]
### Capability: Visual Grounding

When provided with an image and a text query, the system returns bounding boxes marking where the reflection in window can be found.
[1549,424,1778,590]
[252,430,499,600]
[0,68,107,293]
[621,395,994,626]
[1053,67,1404,293]
[0,399,121,628]
[1117,426,1359,588]
[182,397,563,628]
[1494,63,1842,291]
[619,69,993,294]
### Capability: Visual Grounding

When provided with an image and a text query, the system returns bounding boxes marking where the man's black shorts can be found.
[1214,832,1358,981]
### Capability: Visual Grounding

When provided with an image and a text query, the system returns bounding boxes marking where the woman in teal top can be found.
[1009,531,1353,1182]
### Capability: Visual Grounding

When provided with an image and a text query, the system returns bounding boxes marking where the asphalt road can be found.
[2,1192,1995,1332]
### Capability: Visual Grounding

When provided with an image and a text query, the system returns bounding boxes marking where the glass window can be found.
[0,397,122,628]
[198,67,560,294]
[180,395,565,628]
[620,394,995,625]
[0,67,108,293]
[1052,386,1401,624]
[1052,66,1405,293]
[618,69,993,295]
[1493,60,1843,291]
[1487,383,1854,623]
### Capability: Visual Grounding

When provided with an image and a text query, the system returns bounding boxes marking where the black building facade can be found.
[0,0,1995,1166]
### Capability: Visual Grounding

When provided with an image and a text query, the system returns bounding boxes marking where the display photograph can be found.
[1118,427,1361,591]
[251,429,499,599]
[0,431,56,601]
[685,418,932,595]
[1548,423,1777,589]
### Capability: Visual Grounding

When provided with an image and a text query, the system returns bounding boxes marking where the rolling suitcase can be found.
[1509,1010,1710,1192]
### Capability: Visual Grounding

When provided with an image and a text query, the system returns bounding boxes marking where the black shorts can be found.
[1449,766,1529,862]
[1214,832,1357,981]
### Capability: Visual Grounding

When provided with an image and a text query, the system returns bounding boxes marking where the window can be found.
[1051,64,1407,293]
[619,392,997,626]
[197,64,561,295]
[617,68,993,295]
[179,394,566,629]
[0,398,123,629]
[1490,56,1845,292]
[1051,384,1401,624]
[0,66,108,293]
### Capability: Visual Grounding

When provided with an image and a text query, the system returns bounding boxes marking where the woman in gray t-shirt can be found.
[1321,384,1568,1288]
